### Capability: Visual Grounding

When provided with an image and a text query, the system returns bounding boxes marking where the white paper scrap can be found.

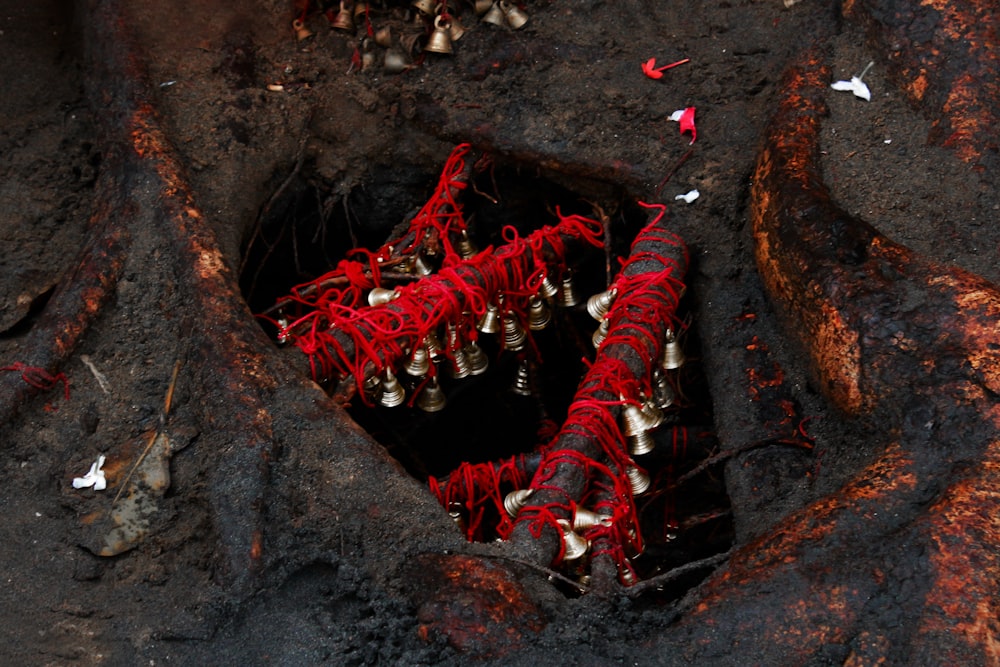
[675,189,700,204]
[72,455,107,491]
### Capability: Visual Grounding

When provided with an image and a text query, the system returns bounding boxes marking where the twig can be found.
[625,548,732,597]
[112,359,181,505]
[79,354,111,395]
[654,148,695,197]
[490,554,589,595]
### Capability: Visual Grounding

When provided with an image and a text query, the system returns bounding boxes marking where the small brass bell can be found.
[501,0,529,29]
[620,567,637,586]
[621,401,661,437]
[477,301,502,334]
[592,318,610,348]
[556,519,591,561]
[363,373,382,403]
[652,369,675,409]
[586,287,617,321]
[482,1,506,26]
[353,0,369,18]
[424,15,454,54]
[411,253,434,276]
[400,32,426,57]
[449,346,471,379]
[625,465,651,496]
[379,368,406,407]
[557,272,581,307]
[572,507,613,532]
[367,286,399,306]
[628,430,656,457]
[292,19,314,41]
[463,340,489,375]
[424,330,444,359]
[511,360,532,396]
[276,316,290,345]
[661,329,685,370]
[457,229,478,259]
[404,346,431,377]
[537,273,559,299]
[503,488,533,517]
[503,314,527,351]
[472,0,493,14]
[412,0,437,15]
[330,2,356,33]
[527,297,551,331]
[384,48,410,74]
[374,25,395,48]
[416,377,447,412]
[448,502,466,532]
[447,14,467,41]
[640,398,665,429]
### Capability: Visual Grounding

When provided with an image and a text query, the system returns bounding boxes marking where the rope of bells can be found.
[292,1,531,73]
[263,144,690,589]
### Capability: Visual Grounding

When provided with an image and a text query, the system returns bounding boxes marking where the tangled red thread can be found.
[1,363,70,401]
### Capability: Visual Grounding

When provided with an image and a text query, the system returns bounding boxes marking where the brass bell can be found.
[477,301,502,334]
[463,340,489,375]
[447,14,467,41]
[503,488,533,517]
[384,48,410,74]
[501,0,529,29]
[592,318,610,348]
[404,346,431,377]
[330,2,356,33]
[652,369,675,409]
[379,368,406,407]
[472,0,493,14]
[399,32,426,57]
[620,567,638,586]
[482,2,506,26]
[363,373,382,402]
[621,401,661,437]
[502,314,527,351]
[292,18,314,41]
[625,465,651,496]
[456,229,478,259]
[368,286,399,306]
[424,329,444,359]
[511,360,532,396]
[661,329,685,370]
[416,377,447,412]
[411,253,434,276]
[628,430,656,457]
[556,519,591,561]
[353,0,369,18]
[557,272,581,307]
[527,297,551,331]
[572,507,613,532]
[537,273,559,299]
[374,25,395,48]
[448,501,466,532]
[640,398,665,429]
[412,0,437,15]
[449,346,471,379]
[586,287,617,321]
[424,15,454,54]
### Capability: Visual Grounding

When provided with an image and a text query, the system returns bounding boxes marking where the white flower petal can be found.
[831,77,871,101]
[668,109,685,122]
[72,456,108,491]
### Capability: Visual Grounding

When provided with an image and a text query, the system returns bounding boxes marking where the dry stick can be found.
[624,548,733,598]
[508,210,689,568]
[112,359,182,505]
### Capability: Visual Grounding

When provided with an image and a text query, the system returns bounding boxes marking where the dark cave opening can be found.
[240,153,732,591]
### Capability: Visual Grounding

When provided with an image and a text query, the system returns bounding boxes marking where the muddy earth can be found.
[1,0,998,664]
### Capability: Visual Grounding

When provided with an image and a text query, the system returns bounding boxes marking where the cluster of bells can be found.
[362,260,587,413]
[292,0,529,73]
[485,286,687,563]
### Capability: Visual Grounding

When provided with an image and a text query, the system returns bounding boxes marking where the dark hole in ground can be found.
[241,154,732,593]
